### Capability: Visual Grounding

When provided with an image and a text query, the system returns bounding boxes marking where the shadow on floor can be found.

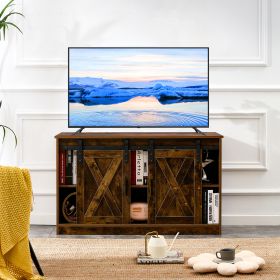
[29,225,280,239]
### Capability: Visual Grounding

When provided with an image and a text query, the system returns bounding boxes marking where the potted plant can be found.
[0,0,23,40]
[0,0,23,148]
[0,101,17,146]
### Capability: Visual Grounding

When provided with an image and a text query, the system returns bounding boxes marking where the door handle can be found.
[124,178,128,197]
[148,179,153,199]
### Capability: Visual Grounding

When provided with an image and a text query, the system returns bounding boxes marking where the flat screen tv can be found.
[68,47,209,128]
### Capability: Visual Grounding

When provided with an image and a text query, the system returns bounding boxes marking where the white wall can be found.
[0,0,280,225]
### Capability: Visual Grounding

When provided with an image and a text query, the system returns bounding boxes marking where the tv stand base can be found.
[192,127,205,135]
[73,127,84,134]
[55,132,223,235]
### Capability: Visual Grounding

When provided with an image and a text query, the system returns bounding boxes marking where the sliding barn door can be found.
[155,150,197,224]
[77,150,124,224]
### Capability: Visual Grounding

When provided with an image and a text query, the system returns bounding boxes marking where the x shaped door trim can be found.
[156,158,194,216]
[84,157,122,218]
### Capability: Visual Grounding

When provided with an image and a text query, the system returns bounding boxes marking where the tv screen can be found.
[68,47,209,128]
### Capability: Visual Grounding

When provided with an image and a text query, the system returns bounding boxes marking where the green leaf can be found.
[1,126,6,143]
[3,24,6,39]
[0,0,14,19]
[2,11,23,22]
[2,11,24,22]
[0,125,17,147]
[5,21,22,34]
[0,0,24,40]
[0,24,8,39]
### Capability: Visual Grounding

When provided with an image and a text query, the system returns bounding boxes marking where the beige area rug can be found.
[31,237,280,280]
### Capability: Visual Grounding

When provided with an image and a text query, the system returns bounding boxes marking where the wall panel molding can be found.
[16,111,267,171]
[211,112,267,170]
[0,88,66,94]
[2,85,280,95]
[210,85,280,92]
[210,0,270,67]
[15,0,270,68]
[16,112,67,170]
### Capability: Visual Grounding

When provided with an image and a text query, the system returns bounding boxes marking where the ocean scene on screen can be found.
[69,48,208,127]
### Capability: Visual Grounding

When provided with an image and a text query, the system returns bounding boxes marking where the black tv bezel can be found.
[68,47,209,128]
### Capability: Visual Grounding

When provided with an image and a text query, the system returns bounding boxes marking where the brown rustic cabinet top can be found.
[55,132,223,139]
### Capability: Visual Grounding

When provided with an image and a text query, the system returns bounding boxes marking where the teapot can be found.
[145,231,167,258]
[145,231,179,258]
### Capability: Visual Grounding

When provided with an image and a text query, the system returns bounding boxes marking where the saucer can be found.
[213,257,242,264]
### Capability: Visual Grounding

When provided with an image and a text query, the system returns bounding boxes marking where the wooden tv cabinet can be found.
[55,132,223,235]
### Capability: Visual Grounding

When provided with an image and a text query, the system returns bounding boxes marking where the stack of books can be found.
[202,189,219,224]
[137,250,184,264]
[59,150,77,185]
[131,150,148,185]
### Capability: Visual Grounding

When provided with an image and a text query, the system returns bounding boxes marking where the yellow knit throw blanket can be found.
[0,166,45,280]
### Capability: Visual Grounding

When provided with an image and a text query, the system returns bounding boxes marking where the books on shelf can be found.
[202,189,207,224]
[59,149,77,185]
[59,150,66,184]
[143,151,148,185]
[137,250,184,264]
[131,151,136,185]
[202,188,219,224]
[131,150,148,186]
[213,193,219,224]
[72,150,77,185]
[65,150,73,185]
[207,189,213,224]
[136,150,144,185]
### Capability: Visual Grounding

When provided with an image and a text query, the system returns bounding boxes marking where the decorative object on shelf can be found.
[62,192,77,223]
[202,150,214,182]
[130,202,148,221]
[188,249,265,276]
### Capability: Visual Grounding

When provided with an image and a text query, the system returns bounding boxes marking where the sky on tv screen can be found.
[69,48,209,127]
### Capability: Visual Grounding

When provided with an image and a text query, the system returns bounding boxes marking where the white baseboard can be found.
[222,214,280,226]
[30,213,56,225]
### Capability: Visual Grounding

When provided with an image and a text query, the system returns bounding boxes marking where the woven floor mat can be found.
[30,237,280,280]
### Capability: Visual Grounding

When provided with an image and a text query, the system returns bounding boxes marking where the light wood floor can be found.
[30,225,280,238]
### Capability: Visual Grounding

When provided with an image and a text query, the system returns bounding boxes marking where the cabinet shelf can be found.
[202,183,219,188]
[131,185,147,188]
[59,184,76,188]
